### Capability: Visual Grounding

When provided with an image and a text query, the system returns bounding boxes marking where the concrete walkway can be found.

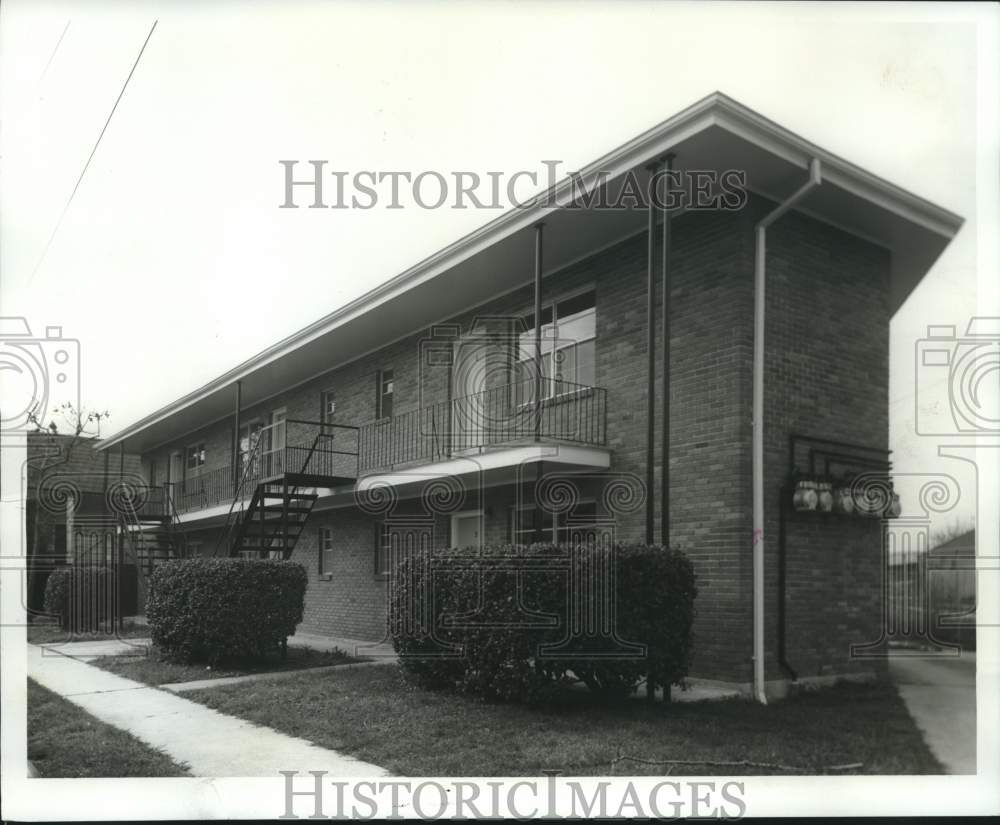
[890,651,977,774]
[28,644,388,777]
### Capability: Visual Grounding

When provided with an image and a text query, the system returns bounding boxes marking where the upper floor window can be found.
[321,390,337,423]
[185,443,206,474]
[376,369,394,419]
[516,289,596,397]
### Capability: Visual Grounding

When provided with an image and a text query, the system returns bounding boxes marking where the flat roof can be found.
[101,91,964,454]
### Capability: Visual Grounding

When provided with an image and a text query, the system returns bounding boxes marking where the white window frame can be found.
[515,286,597,401]
[185,442,206,477]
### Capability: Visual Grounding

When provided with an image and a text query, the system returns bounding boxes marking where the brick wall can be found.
[140,194,891,685]
[757,201,891,682]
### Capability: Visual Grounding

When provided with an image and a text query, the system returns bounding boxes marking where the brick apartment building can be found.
[25,433,142,613]
[98,93,962,699]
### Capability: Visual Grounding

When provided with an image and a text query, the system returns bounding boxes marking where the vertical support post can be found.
[232,380,242,493]
[282,477,289,560]
[660,154,675,547]
[118,442,125,482]
[533,223,544,443]
[645,162,658,545]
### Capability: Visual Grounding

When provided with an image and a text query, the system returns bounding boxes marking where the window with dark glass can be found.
[319,526,334,577]
[374,521,393,575]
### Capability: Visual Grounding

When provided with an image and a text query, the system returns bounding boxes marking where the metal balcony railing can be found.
[168,420,360,515]
[358,378,607,473]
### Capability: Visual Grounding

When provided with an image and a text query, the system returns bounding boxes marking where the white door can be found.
[451,511,482,549]
[265,408,287,475]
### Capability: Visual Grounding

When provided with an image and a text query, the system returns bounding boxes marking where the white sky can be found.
[2,1,996,534]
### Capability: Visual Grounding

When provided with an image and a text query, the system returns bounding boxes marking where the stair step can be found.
[261,490,318,501]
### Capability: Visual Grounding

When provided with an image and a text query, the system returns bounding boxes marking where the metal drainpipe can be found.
[752,157,821,705]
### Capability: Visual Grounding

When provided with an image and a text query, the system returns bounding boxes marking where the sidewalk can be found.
[890,651,976,774]
[28,644,388,777]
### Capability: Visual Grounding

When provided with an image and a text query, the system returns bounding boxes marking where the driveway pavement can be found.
[890,652,976,774]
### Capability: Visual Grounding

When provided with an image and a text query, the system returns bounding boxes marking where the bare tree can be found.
[26,403,110,613]
[931,515,976,549]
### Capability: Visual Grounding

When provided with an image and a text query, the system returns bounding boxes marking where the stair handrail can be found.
[220,420,360,559]
[259,422,335,558]
[213,433,267,557]
[109,484,157,609]
[253,420,360,559]
[163,482,189,558]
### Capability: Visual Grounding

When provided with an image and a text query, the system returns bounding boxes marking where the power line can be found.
[39,19,71,84]
[29,19,158,283]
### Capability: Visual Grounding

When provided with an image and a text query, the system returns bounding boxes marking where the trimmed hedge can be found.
[43,566,130,632]
[389,543,696,703]
[146,558,307,663]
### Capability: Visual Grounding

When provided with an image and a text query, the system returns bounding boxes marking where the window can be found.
[376,369,394,419]
[516,289,596,398]
[185,443,206,475]
[321,390,337,423]
[510,504,557,545]
[510,500,601,545]
[319,526,334,578]
[374,521,393,576]
[238,421,263,472]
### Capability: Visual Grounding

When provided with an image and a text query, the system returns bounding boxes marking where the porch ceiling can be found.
[102,92,962,455]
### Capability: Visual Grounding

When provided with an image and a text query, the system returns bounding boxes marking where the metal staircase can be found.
[110,482,189,609]
[217,419,359,560]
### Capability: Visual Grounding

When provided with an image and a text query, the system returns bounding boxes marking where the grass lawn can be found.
[27,619,150,646]
[91,644,361,686]
[188,666,942,776]
[27,679,188,777]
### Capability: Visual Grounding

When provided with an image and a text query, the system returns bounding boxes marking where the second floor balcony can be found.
[165,379,607,515]
[358,378,607,474]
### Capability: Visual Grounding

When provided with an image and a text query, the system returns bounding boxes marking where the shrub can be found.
[389,543,696,703]
[146,558,307,663]
[43,566,131,631]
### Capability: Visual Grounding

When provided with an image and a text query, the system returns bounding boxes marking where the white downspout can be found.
[752,158,822,704]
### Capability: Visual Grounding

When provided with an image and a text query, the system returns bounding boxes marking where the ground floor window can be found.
[510,500,602,545]
[374,522,392,576]
[318,526,334,578]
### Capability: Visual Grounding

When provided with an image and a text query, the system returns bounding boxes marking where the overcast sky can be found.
[2,1,996,534]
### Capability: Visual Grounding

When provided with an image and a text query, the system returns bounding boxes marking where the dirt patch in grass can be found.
[27,679,188,777]
[188,667,943,776]
[91,644,362,686]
